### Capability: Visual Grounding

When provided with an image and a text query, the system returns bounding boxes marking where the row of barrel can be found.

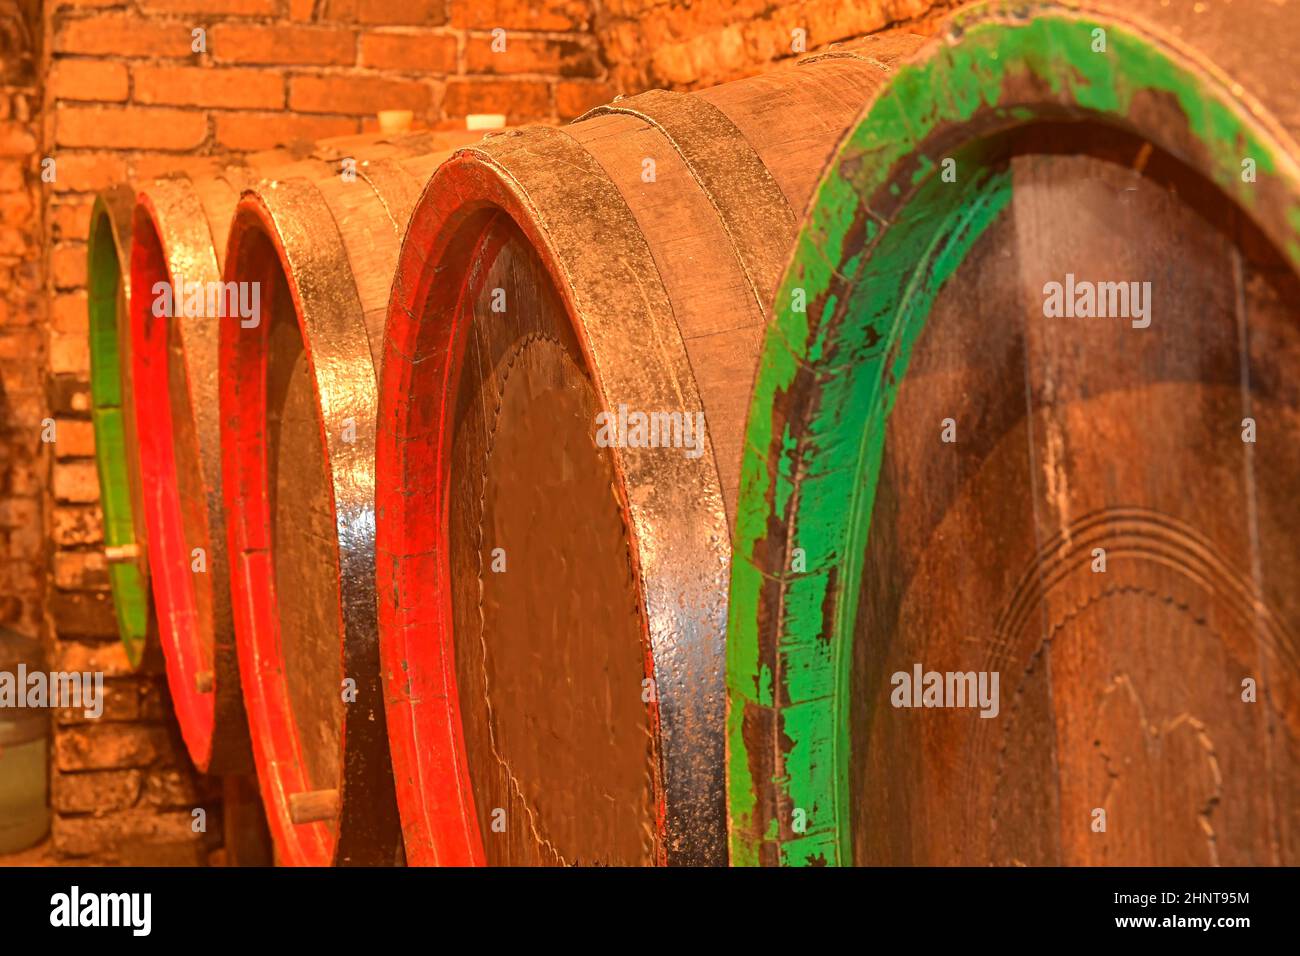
[87,0,1300,866]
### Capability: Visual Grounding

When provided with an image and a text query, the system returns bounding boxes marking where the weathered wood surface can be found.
[727,1,1300,866]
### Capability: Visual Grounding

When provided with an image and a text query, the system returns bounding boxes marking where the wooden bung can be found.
[727,0,1300,866]
[219,129,480,866]
[374,33,927,866]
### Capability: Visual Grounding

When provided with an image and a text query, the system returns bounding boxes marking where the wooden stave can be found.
[725,0,1300,866]
[88,185,154,669]
[375,38,924,867]
[219,136,474,866]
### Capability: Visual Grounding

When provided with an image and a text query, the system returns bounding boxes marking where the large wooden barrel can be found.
[88,185,153,668]
[375,34,925,866]
[128,143,318,775]
[727,0,1300,865]
[219,129,479,865]
[128,132,468,777]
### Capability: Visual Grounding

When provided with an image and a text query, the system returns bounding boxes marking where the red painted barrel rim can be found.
[378,157,516,867]
[379,156,635,866]
[221,192,340,867]
[129,190,217,771]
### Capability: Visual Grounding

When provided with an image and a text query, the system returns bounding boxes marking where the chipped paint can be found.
[727,3,1300,866]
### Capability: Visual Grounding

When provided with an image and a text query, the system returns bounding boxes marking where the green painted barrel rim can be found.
[89,191,149,668]
[726,3,1300,866]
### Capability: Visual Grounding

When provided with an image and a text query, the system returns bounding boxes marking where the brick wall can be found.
[596,0,950,90]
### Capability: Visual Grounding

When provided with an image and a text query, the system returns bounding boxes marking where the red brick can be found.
[53,639,134,677]
[466,33,601,77]
[0,121,37,155]
[324,0,448,25]
[289,74,432,116]
[49,199,95,242]
[52,811,207,863]
[138,0,277,13]
[134,65,285,110]
[57,724,177,771]
[12,92,33,121]
[0,390,43,428]
[52,770,142,813]
[56,105,208,151]
[52,418,96,459]
[0,226,27,257]
[211,23,356,66]
[555,79,618,118]
[51,242,88,289]
[51,291,88,334]
[0,158,22,191]
[53,14,197,58]
[7,459,42,497]
[0,496,38,527]
[443,78,551,121]
[359,29,458,72]
[0,327,42,361]
[449,0,590,31]
[0,187,33,228]
[214,111,359,151]
[130,151,202,181]
[49,59,129,102]
[290,0,316,20]
[51,331,89,374]
[55,679,143,724]
[48,151,128,193]
[53,459,99,503]
[53,505,102,547]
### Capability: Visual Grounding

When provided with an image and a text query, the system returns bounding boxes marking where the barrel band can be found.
[577,89,797,316]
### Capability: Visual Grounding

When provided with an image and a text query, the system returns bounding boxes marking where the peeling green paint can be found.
[727,6,1300,866]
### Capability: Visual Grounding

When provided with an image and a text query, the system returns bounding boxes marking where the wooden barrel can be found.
[219,129,480,865]
[375,33,925,866]
[128,132,469,777]
[727,0,1300,865]
[88,185,153,668]
[129,143,313,775]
